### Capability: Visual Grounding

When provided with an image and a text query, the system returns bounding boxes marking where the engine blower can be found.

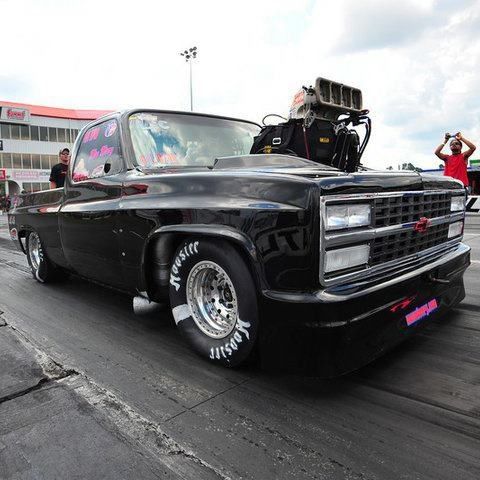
[250,77,371,173]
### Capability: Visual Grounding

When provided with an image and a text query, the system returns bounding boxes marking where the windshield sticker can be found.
[91,164,105,178]
[131,113,158,123]
[73,171,89,182]
[156,120,169,130]
[83,127,100,143]
[156,152,178,164]
[129,113,259,168]
[138,152,179,167]
[144,120,169,132]
[73,158,89,182]
[405,298,438,326]
[104,121,117,138]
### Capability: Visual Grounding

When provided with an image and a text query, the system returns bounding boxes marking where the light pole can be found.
[180,46,198,112]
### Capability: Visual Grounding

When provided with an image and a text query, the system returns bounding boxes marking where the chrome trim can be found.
[319,190,466,287]
[320,189,463,202]
[28,232,41,271]
[264,242,470,305]
[322,238,462,286]
[319,242,470,301]
[186,260,238,339]
[324,211,464,248]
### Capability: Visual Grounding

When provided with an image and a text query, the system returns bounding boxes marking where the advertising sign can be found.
[466,196,480,214]
[0,168,6,181]
[10,169,50,181]
[0,106,31,124]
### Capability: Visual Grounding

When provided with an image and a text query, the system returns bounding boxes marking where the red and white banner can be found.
[0,168,6,181]
[10,169,50,181]
[0,106,30,124]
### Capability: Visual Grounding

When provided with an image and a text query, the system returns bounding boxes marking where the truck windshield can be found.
[128,112,260,168]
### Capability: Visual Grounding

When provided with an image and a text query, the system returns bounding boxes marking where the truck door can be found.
[59,119,126,288]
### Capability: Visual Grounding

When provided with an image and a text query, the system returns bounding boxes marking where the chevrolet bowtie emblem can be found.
[413,217,431,233]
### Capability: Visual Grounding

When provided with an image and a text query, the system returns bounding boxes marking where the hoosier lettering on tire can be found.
[169,238,259,366]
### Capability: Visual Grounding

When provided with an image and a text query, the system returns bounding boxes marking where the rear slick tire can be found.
[169,238,259,367]
[26,230,67,283]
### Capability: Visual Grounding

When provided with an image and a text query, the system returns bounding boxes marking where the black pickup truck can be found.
[8,109,470,375]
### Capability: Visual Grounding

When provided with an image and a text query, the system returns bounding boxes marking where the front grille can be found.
[321,190,464,285]
[370,223,450,266]
[373,192,451,228]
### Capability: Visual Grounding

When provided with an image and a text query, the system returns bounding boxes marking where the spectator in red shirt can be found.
[435,132,476,191]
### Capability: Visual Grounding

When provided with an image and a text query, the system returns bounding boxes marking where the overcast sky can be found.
[1,0,480,169]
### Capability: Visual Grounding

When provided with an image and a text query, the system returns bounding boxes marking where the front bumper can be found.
[259,242,470,376]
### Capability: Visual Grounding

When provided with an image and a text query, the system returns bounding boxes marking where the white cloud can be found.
[1,0,480,169]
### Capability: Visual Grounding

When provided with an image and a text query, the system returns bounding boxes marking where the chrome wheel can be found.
[28,232,41,271]
[186,261,238,339]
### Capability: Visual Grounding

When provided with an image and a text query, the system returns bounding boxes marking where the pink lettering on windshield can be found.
[100,145,114,156]
[89,145,114,159]
[156,152,178,164]
[83,127,100,143]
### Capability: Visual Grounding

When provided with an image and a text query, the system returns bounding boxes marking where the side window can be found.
[72,120,122,182]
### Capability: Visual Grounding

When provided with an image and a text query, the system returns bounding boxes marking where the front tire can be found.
[169,238,258,367]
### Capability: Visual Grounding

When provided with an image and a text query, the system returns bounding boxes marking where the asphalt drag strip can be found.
[0,215,479,479]
[0,315,228,479]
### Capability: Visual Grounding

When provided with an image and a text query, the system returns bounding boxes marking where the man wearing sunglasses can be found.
[49,148,70,189]
[435,132,476,193]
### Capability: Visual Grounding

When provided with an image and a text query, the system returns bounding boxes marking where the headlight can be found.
[324,244,370,273]
[450,195,465,212]
[326,204,371,230]
[448,221,463,238]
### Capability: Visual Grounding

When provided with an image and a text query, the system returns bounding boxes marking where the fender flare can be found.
[17,225,35,254]
[141,224,261,301]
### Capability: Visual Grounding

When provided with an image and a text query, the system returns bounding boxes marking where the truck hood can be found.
[211,155,464,194]
[127,156,464,211]
[212,153,338,171]
[316,170,464,195]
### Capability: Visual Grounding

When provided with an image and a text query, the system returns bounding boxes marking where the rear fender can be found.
[16,226,34,254]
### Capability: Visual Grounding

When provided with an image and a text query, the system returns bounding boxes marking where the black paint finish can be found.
[7,110,470,375]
